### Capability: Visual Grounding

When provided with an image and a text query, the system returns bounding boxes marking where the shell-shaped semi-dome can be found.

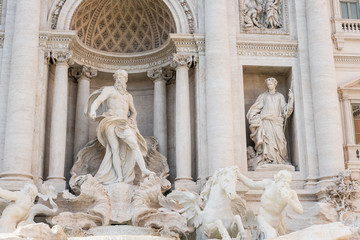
[70,0,176,53]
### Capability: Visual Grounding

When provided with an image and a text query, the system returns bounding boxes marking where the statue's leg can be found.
[257,215,278,239]
[106,127,123,182]
[232,215,246,240]
[204,220,231,240]
[122,133,154,177]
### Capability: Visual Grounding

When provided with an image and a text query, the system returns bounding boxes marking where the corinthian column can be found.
[305,0,344,179]
[147,68,172,157]
[205,0,235,175]
[72,66,97,159]
[172,54,195,190]
[47,51,73,191]
[0,0,41,190]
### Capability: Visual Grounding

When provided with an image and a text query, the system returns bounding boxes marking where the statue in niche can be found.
[243,0,282,30]
[84,69,154,184]
[237,170,303,239]
[246,77,293,168]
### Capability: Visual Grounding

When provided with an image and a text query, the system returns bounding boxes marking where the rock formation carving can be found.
[326,170,360,222]
[48,175,111,235]
[132,173,190,238]
[168,166,246,240]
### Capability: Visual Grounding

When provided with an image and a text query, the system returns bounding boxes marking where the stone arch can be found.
[50,0,196,34]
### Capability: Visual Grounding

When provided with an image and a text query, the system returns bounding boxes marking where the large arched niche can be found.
[49,0,196,73]
[70,0,176,53]
[52,0,194,34]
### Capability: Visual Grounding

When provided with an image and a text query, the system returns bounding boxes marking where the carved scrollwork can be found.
[171,53,194,69]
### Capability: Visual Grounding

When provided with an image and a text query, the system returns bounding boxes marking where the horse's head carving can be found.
[200,166,240,202]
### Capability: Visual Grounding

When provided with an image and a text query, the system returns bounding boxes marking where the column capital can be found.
[71,65,98,81]
[147,68,163,81]
[171,54,194,69]
[44,50,51,64]
[147,67,174,82]
[51,50,74,65]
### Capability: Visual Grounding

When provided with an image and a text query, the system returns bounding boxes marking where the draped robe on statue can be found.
[246,91,293,164]
[85,88,148,184]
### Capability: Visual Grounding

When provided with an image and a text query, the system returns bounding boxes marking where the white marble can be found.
[205,0,235,174]
[0,0,41,187]
[147,68,169,157]
[172,54,194,188]
[85,70,153,184]
[47,51,72,191]
[73,66,97,159]
[0,184,38,233]
[305,0,345,179]
[247,77,293,166]
[270,222,352,240]
[169,166,246,240]
[238,170,303,239]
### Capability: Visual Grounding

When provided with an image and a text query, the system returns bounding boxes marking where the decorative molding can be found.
[334,55,360,63]
[236,40,297,57]
[70,33,199,73]
[177,0,195,34]
[238,0,289,35]
[51,0,67,30]
[39,31,77,50]
[39,30,200,73]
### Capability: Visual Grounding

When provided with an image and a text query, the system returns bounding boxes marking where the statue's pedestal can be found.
[69,226,175,240]
[255,164,295,172]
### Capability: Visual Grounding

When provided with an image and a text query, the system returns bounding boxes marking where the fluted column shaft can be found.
[148,68,171,157]
[205,0,235,174]
[0,0,41,189]
[173,54,194,189]
[73,66,97,158]
[306,0,344,179]
[47,52,72,191]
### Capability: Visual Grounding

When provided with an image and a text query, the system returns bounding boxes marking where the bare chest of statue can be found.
[105,89,130,119]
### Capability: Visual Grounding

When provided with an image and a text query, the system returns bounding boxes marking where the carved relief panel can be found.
[239,0,289,34]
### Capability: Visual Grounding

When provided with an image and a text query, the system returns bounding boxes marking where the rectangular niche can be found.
[243,66,298,171]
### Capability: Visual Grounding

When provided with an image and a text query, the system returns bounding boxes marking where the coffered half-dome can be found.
[70,0,176,53]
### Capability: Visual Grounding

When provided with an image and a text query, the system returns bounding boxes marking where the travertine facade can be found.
[0,0,359,238]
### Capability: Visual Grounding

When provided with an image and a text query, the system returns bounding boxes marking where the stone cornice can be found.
[236,40,298,57]
[334,54,360,63]
[69,33,201,73]
[39,31,77,50]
